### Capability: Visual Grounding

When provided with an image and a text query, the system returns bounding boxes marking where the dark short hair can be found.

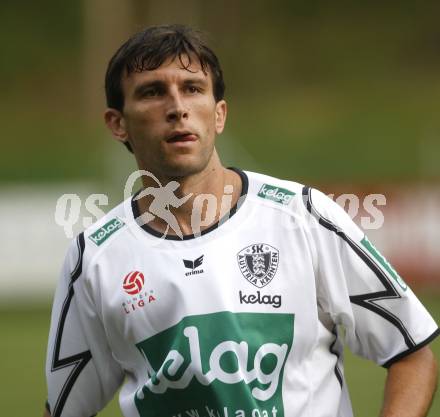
[105,24,225,111]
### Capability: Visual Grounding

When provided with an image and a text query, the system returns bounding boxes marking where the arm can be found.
[380,346,438,417]
[303,187,439,415]
[43,409,51,417]
[45,234,124,416]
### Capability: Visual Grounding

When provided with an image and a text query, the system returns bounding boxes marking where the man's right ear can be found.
[104,108,129,144]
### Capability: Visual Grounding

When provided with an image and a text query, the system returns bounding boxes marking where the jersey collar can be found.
[131,167,249,241]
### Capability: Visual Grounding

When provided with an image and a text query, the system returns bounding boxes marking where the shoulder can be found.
[66,197,133,271]
[85,206,128,248]
[301,185,363,239]
[244,170,304,207]
[244,169,338,220]
[244,170,363,239]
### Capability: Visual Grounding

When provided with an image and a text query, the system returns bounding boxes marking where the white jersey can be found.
[46,169,439,417]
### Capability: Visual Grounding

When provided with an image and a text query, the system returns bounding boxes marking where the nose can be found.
[166,90,188,123]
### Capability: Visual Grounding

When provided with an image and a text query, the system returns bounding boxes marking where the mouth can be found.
[166,131,198,143]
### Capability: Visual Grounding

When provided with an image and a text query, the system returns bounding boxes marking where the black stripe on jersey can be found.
[329,326,343,387]
[50,233,93,417]
[302,186,416,349]
[132,167,249,241]
[383,328,440,368]
[45,399,96,417]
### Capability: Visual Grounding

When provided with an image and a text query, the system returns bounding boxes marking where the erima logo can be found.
[183,255,204,276]
[257,184,295,205]
[239,290,282,308]
[89,217,125,246]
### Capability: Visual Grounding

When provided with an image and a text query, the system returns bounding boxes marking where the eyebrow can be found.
[133,75,209,97]
[133,80,164,98]
[182,77,208,87]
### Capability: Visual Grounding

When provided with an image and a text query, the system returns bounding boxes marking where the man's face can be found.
[106,56,227,179]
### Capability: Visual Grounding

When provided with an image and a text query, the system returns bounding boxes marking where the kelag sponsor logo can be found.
[88,217,125,246]
[135,312,294,417]
[257,184,295,205]
[239,291,281,308]
[172,403,279,417]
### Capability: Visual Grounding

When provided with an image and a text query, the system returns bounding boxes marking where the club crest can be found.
[237,244,279,288]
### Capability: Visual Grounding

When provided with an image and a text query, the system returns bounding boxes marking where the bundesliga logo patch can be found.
[237,243,279,288]
[121,270,156,314]
[123,271,145,295]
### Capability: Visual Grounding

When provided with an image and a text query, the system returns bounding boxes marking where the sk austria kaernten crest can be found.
[237,244,279,288]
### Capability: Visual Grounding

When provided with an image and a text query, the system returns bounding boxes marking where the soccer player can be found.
[44,25,438,417]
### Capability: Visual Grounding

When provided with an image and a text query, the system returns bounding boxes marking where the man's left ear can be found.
[215,100,227,134]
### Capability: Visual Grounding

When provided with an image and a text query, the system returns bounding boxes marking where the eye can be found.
[186,85,201,94]
[137,85,165,99]
[143,88,160,97]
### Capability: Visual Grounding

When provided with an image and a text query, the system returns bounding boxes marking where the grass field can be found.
[1,295,438,416]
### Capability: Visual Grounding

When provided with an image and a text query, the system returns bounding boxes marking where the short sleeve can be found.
[302,186,439,367]
[45,233,124,417]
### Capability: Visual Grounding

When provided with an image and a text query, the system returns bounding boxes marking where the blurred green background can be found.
[2,0,440,185]
[0,1,439,416]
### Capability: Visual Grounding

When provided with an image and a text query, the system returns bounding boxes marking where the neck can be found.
[136,153,243,238]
